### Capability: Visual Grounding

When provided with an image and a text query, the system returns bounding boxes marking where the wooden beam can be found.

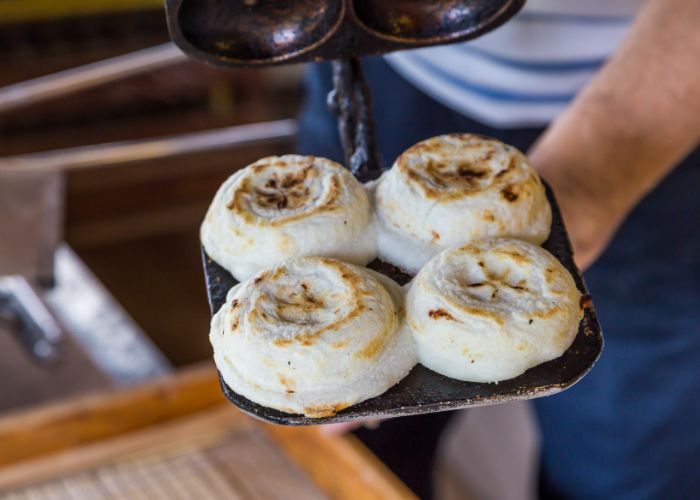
[0,363,416,499]
[0,362,224,466]
[0,406,250,491]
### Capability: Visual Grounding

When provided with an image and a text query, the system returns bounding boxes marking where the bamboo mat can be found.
[0,424,326,500]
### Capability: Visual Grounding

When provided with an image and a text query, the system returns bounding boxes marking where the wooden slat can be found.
[0,407,329,499]
[265,426,417,500]
[0,364,416,500]
[0,363,224,466]
[0,406,249,491]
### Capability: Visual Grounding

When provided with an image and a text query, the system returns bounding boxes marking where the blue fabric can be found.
[298,57,700,500]
[535,144,700,500]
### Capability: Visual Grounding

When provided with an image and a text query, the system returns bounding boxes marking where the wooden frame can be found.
[0,363,414,499]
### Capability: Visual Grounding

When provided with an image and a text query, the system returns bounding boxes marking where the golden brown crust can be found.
[277,374,296,393]
[501,185,520,202]
[251,260,379,350]
[428,308,459,322]
[303,402,350,418]
[211,257,410,418]
[355,334,387,360]
[532,308,559,320]
[227,157,343,227]
[545,268,557,285]
[406,239,581,382]
[395,134,532,202]
[492,248,533,265]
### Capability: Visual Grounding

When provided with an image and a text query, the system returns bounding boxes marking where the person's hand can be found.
[321,419,382,435]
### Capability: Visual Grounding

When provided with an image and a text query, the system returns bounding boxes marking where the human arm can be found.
[529,0,700,269]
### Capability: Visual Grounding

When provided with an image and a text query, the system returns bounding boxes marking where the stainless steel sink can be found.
[0,245,171,414]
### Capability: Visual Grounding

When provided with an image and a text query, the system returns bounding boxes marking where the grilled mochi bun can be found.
[372,134,551,273]
[406,239,581,383]
[209,256,416,418]
[201,155,376,281]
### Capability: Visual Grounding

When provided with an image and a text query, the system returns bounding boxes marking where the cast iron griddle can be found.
[202,184,603,425]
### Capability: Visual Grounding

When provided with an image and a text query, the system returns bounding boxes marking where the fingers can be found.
[321,421,361,435]
[320,419,382,435]
[363,419,381,430]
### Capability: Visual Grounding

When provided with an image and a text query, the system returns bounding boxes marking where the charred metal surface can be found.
[202,182,604,425]
[354,0,510,42]
[173,0,343,65]
[167,0,526,68]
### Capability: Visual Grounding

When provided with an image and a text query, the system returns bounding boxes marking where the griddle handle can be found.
[328,58,382,182]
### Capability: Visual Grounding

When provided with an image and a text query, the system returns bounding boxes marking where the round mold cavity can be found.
[352,0,519,44]
[176,0,343,64]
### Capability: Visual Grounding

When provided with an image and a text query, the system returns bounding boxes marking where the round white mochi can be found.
[373,134,551,273]
[201,155,376,281]
[406,239,581,383]
[210,256,416,418]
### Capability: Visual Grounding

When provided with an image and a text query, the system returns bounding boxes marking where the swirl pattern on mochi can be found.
[210,256,416,417]
[373,134,552,273]
[201,155,376,281]
[406,239,581,383]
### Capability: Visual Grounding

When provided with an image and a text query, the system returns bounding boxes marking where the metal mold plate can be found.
[202,183,603,425]
[167,0,526,69]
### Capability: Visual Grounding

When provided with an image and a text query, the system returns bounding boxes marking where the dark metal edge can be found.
[166,0,527,70]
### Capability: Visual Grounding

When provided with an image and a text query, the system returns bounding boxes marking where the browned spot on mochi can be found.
[228,158,342,226]
[355,335,385,360]
[278,374,296,393]
[532,307,558,319]
[271,266,286,280]
[271,259,366,348]
[580,294,593,310]
[493,248,532,265]
[304,402,349,418]
[501,185,519,202]
[429,308,457,321]
[495,155,518,178]
[544,268,557,284]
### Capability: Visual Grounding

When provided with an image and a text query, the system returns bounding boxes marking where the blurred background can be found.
[0,0,303,411]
